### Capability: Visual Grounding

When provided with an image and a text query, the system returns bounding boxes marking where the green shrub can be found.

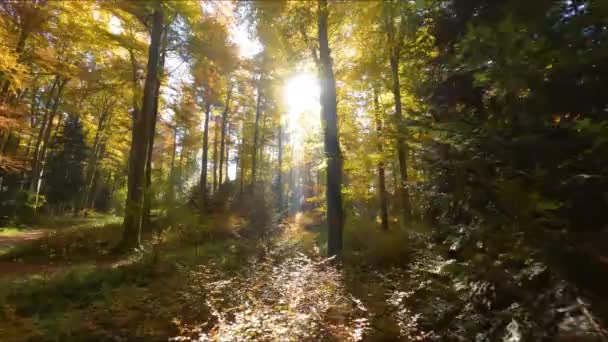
[342,218,414,267]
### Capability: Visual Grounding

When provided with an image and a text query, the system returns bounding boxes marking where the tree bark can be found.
[251,82,262,189]
[87,143,106,209]
[168,125,178,204]
[82,100,111,212]
[121,6,164,251]
[317,0,343,257]
[143,29,167,228]
[374,88,389,230]
[212,114,219,193]
[259,109,267,182]
[277,120,283,212]
[384,2,411,223]
[224,122,230,182]
[200,103,211,209]
[390,53,411,223]
[218,83,232,187]
[238,123,245,197]
[30,77,67,194]
[29,76,59,191]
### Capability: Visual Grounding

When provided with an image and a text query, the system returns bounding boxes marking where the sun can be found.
[284,73,321,134]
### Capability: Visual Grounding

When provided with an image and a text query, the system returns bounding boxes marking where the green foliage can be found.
[13,190,45,224]
[1,221,120,263]
[343,218,416,267]
[44,115,88,209]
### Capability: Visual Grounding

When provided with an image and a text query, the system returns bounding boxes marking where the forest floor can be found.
[0,214,122,277]
[0,229,47,249]
[0,212,606,341]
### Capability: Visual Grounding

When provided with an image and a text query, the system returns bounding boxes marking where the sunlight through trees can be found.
[0,0,607,340]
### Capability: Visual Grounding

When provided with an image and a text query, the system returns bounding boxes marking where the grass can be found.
[0,210,252,341]
[0,237,252,341]
[0,226,28,237]
[283,212,429,268]
[0,222,122,263]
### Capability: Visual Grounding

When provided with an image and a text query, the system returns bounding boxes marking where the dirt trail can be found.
[0,229,48,250]
[171,220,417,341]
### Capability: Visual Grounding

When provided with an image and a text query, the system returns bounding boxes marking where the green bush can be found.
[14,190,44,225]
[343,218,414,267]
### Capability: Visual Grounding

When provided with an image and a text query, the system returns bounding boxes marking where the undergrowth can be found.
[0,209,252,342]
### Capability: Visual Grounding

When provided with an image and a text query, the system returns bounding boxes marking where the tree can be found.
[383,0,412,223]
[200,103,211,209]
[373,87,389,230]
[250,74,262,189]
[218,81,233,187]
[120,5,164,250]
[44,114,87,212]
[317,0,343,256]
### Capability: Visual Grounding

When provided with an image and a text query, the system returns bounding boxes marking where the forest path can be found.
[0,215,122,277]
[0,228,48,250]
[173,219,438,341]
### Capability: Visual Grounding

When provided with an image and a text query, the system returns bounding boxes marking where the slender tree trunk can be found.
[176,143,185,194]
[121,7,163,251]
[259,110,267,182]
[287,143,295,215]
[251,83,262,189]
[81,110,106,212]
[124,47,142,230]
[29,76,59,190]
[212,115,219,193]
[200,103,211,209]
[143,30,167,228]
[224,122,230,183]
[389,53,411,223]
[239,125,245,197]
[374,88,389,230]
[21,82,39,183]
[87,143,106,209]
[168,126,178,204]
[218,84,232,187]
[318,0,343,256]
[277,120,283,212]
[31,78,67,194]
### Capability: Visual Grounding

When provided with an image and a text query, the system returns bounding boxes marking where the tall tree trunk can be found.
[200,103,211,209]
[212,115,219,193]
[317,0,343,256]
[87,142,106,209]
[390,53,411,223]
[176,144,185,194]
[218,84,232,187]
[143,30,167,228]
[251,82,262,189]
[239,124,245,197]
[20,82,39,187]
[384,2,411,223]
[81,108,108,212]
[123,48,142,231]
[30,78,67,194]
[277,120,283,212]
[374,88,389,230]
[168,126,178,204]
[259,110,267,182]
[29,76,59,190]
[287,143,295,215]
[224,122,230,183]
[121,7,163,251]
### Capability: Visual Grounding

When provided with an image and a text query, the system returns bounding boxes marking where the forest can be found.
[0,0,607,341]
